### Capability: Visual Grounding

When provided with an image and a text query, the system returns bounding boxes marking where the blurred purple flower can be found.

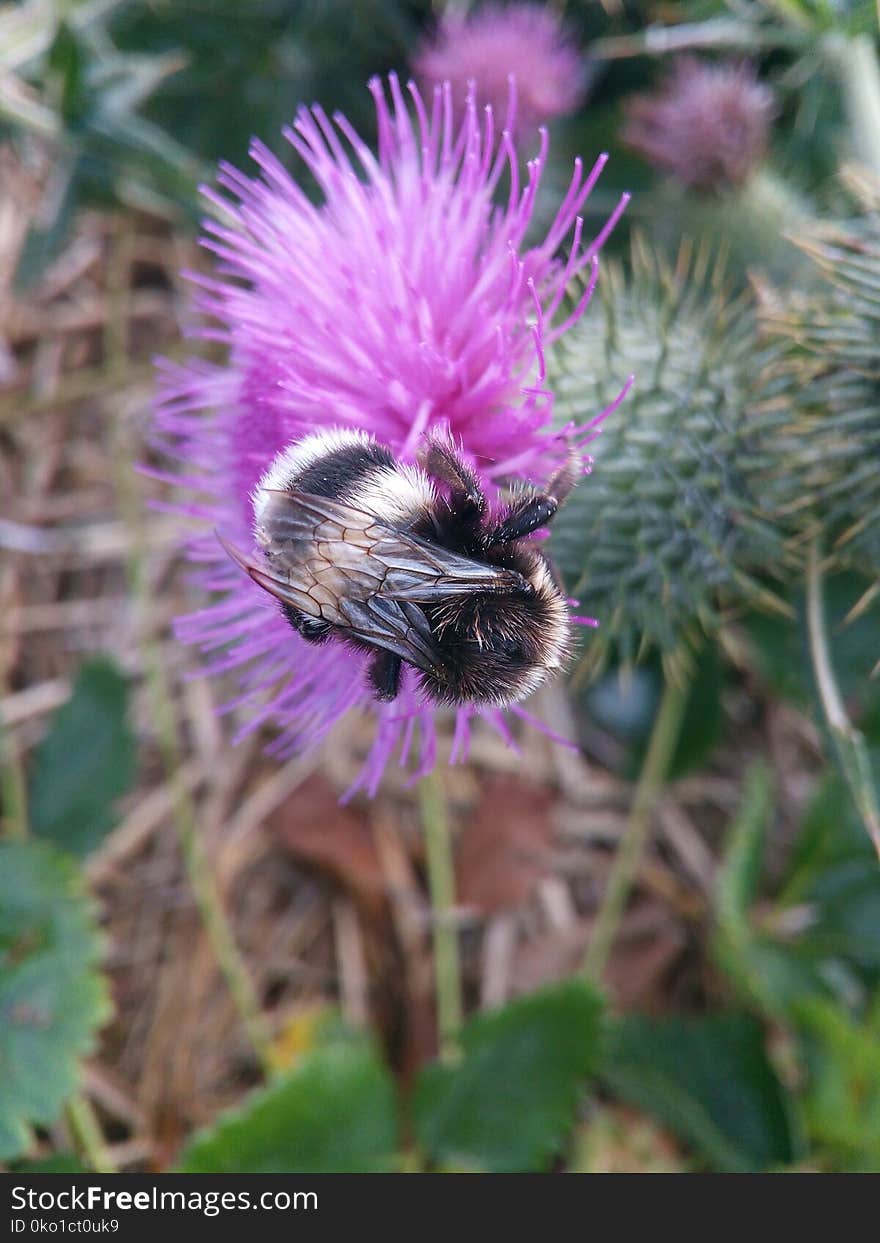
[151,74,627,795]
[413,3,585,137]
[623,58,775,193]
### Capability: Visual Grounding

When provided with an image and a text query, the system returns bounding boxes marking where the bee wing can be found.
[218,531,443,675]
[258,488,527,602]
[337,596,442,675]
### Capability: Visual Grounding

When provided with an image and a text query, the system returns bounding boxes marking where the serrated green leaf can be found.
[413,980,603,1172]
[0,840,111,1161]
[603,1012,798,1172]
[179,1033,398,1173]
[28,658,136,858]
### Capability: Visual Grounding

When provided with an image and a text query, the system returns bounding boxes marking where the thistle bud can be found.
[413,3,585,138]
[750,170,880,575]
[623,58,775,195]
[549,240,782,676]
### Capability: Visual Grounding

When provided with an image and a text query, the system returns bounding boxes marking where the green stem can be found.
[582,675,689,981]
[806,539,880,859]
[419,769,463,1061]
[592,19,802,61]
[170,770,273,1065]
[63,1096,114,1174]
[824,32,880,175]
[0,711,28,840]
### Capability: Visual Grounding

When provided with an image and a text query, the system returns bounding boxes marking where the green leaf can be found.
[743,602,811,709]
[713,763,831,1013]
[795,992,880,1170]
[713,763,779,1009]
[744,572,880,720]
[13,1154,88,1173]
[14,161,78,292]
[717,763,771,928]
[179,1032,398,1173]
[780,774,880,985]
[47,21,88,127]
[669,640,725,778]
[711,764,880,1020]
[29,658,136,858]
[787,772,877,884]
[109,0,424,173]
[413,980,604,1172]
[0,840,111,1161]
[603,1013,798,1172]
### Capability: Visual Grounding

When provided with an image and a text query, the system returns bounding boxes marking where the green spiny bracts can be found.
[549,238,784,680]
[750,168,880,575]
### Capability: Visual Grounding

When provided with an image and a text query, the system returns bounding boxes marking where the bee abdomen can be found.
[296,439,396,501]
[253,428,434,528]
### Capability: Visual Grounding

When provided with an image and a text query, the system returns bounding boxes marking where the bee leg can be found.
[486,494,559,546]
[367,650,403,702]
[280,603,332,643]
[421,439,486,521]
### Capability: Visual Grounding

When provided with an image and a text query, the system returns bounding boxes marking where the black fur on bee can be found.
[218,428,578,708]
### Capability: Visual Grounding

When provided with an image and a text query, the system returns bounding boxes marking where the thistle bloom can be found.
[413,3,585,138]
[623,58,775,194]
[152,74,628,795]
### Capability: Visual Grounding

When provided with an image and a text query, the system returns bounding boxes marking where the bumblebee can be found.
[220,428,576,706]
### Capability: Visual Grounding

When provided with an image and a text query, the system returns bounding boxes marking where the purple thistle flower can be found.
[152,74,628,796]
[623,58,775,194]
[413,3,585,138]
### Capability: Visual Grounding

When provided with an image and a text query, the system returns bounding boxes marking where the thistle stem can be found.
[169,762,273,1066]
[63,1096,114,1174]
[0,708,28,840]
[582,675,689,981]
[806,539,880,859]
[824,32,880,176]
[419,769,463,1061]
